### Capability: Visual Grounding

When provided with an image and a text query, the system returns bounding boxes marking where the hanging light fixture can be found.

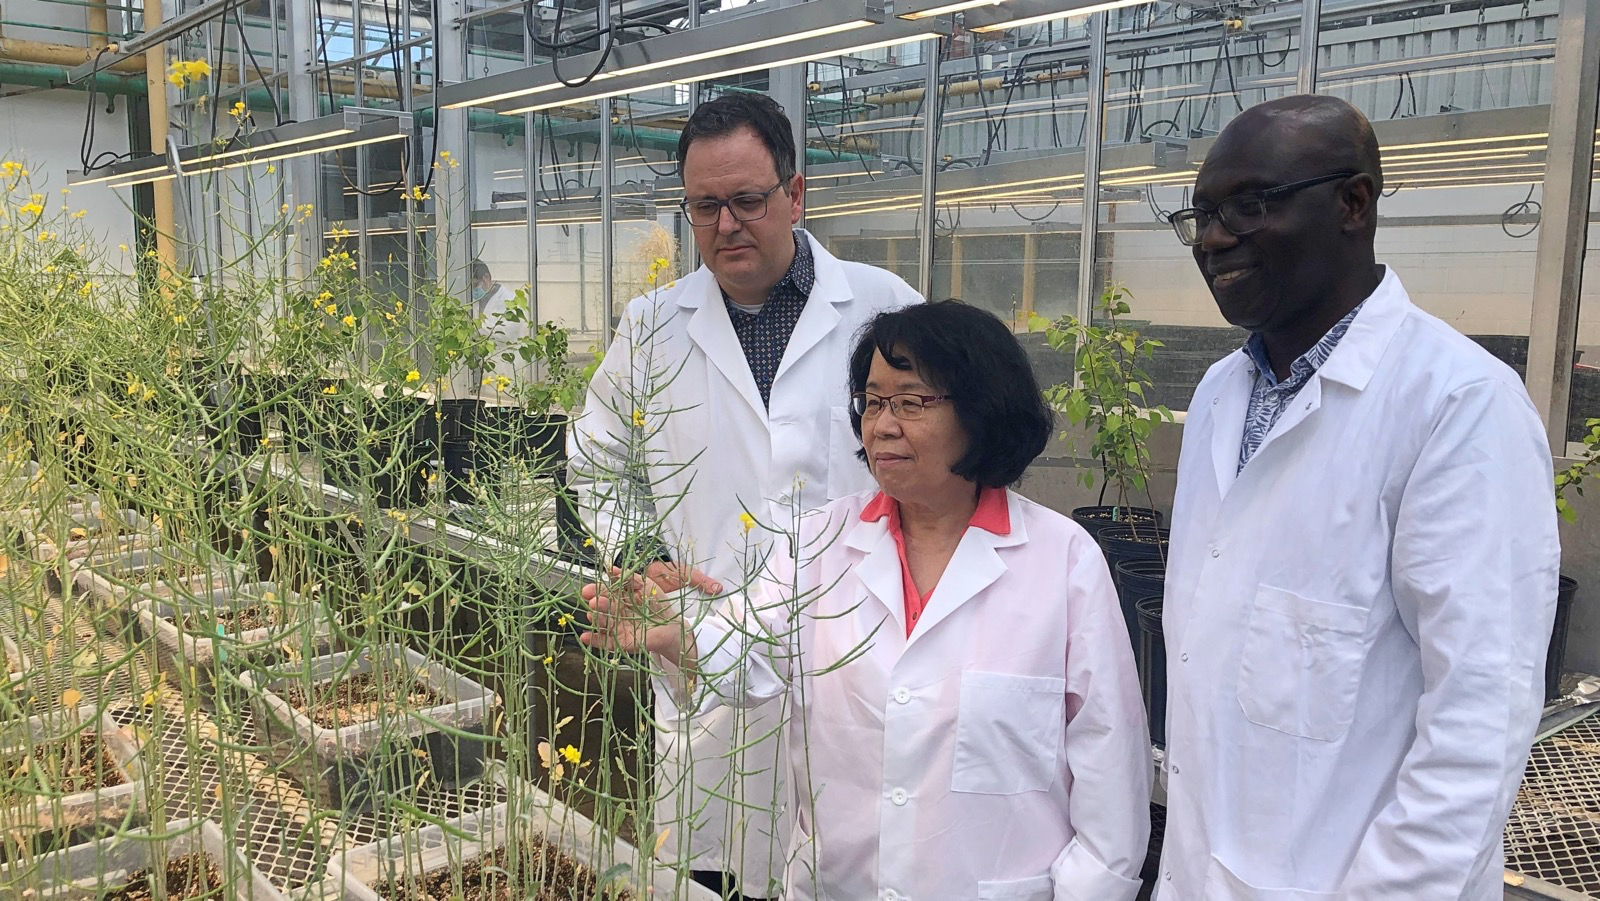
[70,108,413,189]
[962,0,1159,32]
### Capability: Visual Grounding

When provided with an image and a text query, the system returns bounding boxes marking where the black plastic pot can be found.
[1114,558,1166,658]
[1549,575,1580,702]
[1136,595,1166,748]
[516,413,569,475]
[1096,524,1170,582]
[1071,505,1164,542]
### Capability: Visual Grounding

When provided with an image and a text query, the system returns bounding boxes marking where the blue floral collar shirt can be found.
[1237,300,1366,473]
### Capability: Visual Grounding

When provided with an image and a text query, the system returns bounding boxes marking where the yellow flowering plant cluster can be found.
[166,58,212,88]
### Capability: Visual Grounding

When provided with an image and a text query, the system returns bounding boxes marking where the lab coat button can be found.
[1210,548,1220,558]
[884,891,900,901]
[891,787,908,805]
[1170,765,1180,775]
[1181,653,1189,662]
[893,687,910,704]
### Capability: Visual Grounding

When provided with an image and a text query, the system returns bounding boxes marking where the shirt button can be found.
[1181,653,1189,662]
[1165,873,1172,881]
[884,891,900,901]
[1171,765,1180,775]
[891,788,908,806]
[1210,548,1220,558]
[1211,397,1219,405]
[893,687,911,704]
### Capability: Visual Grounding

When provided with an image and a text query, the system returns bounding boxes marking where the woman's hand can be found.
[579,567,693,667]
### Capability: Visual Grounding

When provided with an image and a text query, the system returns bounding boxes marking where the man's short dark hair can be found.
[677,92,797,184]
[849,300,1054,488]
[470,260,491,282]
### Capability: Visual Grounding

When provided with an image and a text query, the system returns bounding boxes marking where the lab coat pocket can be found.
[977,874,1054,900]
[1237,585,1370,741]
[951,670,1066,794]
[1202,855,1338,901]
[825,406,868,499]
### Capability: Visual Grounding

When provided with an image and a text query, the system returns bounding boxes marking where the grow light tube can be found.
[181,109,413,175]
[495,30,944,116]
[70,154,171,188]
[967,0,1157,33]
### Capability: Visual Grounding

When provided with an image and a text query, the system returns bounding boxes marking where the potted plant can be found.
[72,545,249,630]
[321,764,719,900]
[0,816,281,899]
[0,703,147,850]
[239,643,499,812]
[1031,284,1172,591]
[135,581,336,696]
[1550,417,1599,702]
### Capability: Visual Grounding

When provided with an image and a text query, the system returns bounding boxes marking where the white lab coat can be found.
[668,489,1151,901]
[1157,267,1561,900]
[569,230,922,894]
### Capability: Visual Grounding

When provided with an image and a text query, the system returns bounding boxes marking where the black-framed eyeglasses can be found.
[1169,171,1360,246]
[679,183,785,228]
[851,392,954,420]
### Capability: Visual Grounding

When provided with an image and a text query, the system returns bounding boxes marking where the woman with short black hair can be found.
[584,301,1151,901]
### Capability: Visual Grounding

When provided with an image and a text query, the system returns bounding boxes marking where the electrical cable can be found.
[233,4,284,125]
[1501,183,1540,238]
[621,100,677,177]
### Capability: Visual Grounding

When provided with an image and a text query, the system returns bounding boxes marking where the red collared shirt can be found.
[860,486,1012,636]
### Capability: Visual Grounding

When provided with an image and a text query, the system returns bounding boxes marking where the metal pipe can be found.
[86,0,111,50]
[1075,10,1106,327]
[0,21,123,38]
[684,0,700,274]
[142,0,179,283]
[1526,0,1599,450]
[524,33,539,327]
[1296,0,1320,94]
[916,40,938,301]
[599,0,614,344]
[0,36,145,71]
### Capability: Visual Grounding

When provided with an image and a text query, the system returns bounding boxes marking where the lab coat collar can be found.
[1313,264,1409,393]
[844,490,1028,643]
[681,231,854,422]
[1206,266,1412,496]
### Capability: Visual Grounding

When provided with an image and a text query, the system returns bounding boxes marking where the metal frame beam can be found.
[1526,0,1599,450]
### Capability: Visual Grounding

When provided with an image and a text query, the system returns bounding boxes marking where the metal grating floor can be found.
[5,561,507,895]
[1505,712,1600,896]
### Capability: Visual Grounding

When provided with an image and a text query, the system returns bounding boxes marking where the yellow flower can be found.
[631,409,646,428]
[559,744,582,765]
[543,655,554,665]
[341,314,356,327]
[739,512,757,534]
[405,369,420,383]
[229,100,247,118]
[0,161,20,177]
[173,314,186,324]
[322,385,338,395]
[17,202,42,216]
[324,304,337,315]
[316,290,333,302]
[166,59,211,88]
[406,185,429,201]
[583,537,595,547]
[494,375,511,392]
[557,614,570,626]
[118,243,129,253]
[70,210,86,219]
[646,273,657,285]
[654,257,670,268]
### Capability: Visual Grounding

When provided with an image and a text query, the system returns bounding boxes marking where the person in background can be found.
[1157,93,1560,899]
[568,91,923,900]
[582,300,1151,901]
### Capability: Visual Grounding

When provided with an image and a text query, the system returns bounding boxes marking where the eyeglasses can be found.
[1169,171,1360,246]
[679,183,785,228]
[851,392,954,420]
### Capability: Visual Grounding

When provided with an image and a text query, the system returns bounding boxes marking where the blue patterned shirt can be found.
[1238,301,1366,473]
[724,230,815,409]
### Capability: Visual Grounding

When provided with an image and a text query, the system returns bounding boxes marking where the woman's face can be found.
[861,349,972,507]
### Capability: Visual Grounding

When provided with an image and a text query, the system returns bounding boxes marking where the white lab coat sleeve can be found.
[1051,534,1151,901]
[567,306,660,561]
[1340,378,1560,900]
[651,550,800,721]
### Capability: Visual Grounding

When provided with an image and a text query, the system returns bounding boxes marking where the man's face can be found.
[681,126,804,299]
[1190,131,1349,334]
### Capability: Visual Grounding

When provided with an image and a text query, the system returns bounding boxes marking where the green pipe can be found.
[0,59,144,95]
[0,20,126,38]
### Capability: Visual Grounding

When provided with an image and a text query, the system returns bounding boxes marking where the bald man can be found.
[1156,95,1560,899]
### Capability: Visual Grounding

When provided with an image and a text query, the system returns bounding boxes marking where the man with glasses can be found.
[1156,94,1559,899]
[569,91,921,900]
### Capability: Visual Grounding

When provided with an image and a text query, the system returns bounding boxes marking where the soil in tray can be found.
[0,734,124,797]
[177,601,285,635]
[100,851,227,901]
[374,838,633,901]
[276,664,447,729]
